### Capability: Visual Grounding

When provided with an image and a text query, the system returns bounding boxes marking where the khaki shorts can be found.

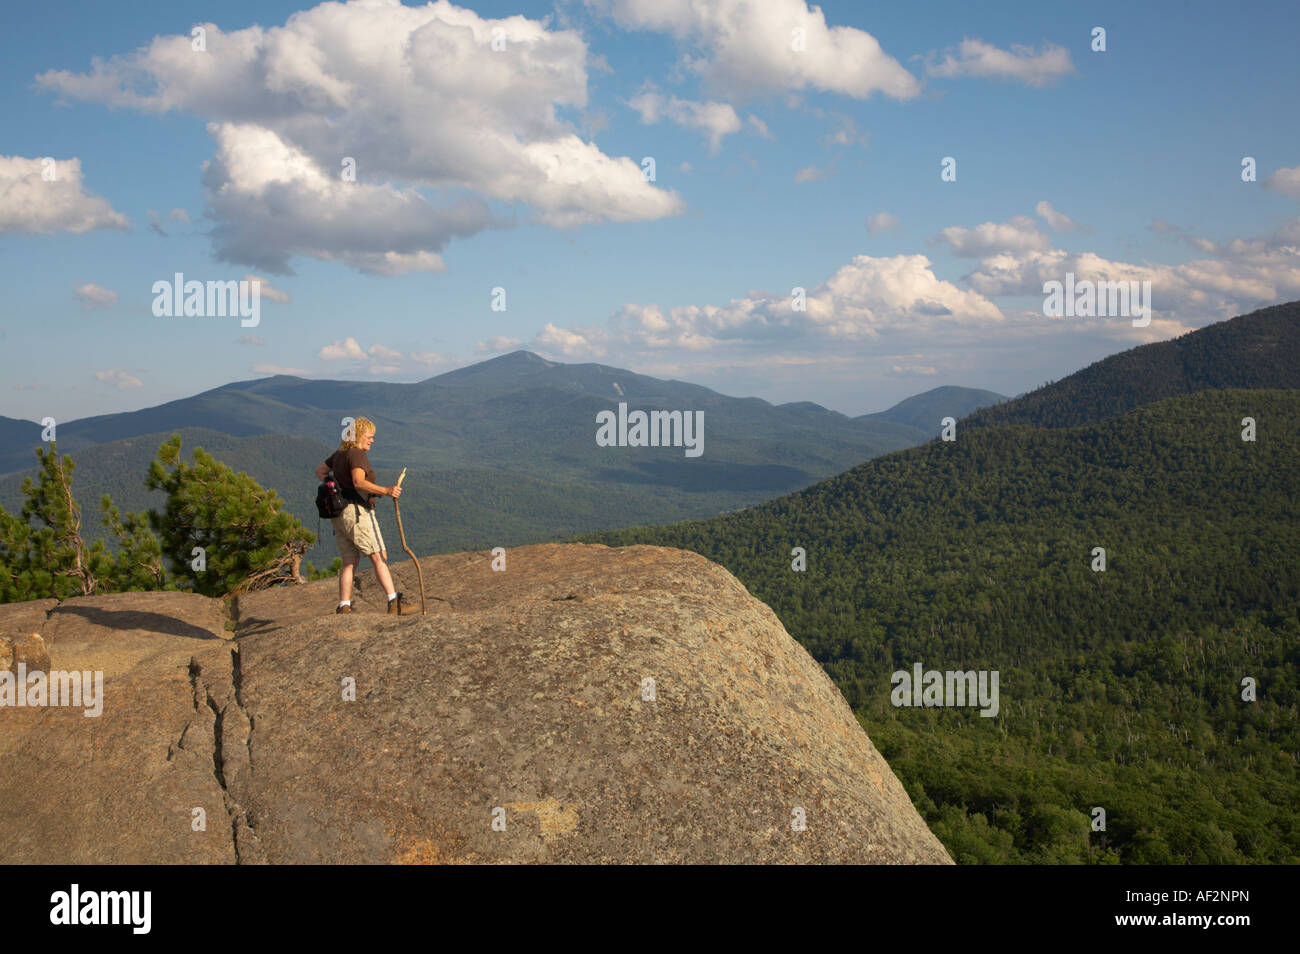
[332,502,387,561]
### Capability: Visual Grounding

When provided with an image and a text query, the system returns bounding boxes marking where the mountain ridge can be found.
[1,357,1003,560]
[963,299,1300,430]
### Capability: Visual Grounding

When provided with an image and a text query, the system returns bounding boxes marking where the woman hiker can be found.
[314,416,407,615]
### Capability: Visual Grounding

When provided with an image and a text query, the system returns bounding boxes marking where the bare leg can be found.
[371,551,396,596]
[339,557,359,603]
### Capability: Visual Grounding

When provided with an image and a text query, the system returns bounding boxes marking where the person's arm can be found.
[314,461,331,481]
[352,467,400,498]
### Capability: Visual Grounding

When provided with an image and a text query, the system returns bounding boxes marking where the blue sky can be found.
[3,0,1298,422]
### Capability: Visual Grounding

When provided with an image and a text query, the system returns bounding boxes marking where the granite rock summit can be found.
[0,544,951,864]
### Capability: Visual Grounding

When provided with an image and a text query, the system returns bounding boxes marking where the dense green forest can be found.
[581,389,1300,863]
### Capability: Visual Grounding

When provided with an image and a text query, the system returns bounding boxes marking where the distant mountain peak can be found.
[863,385,1006,432]
[493,350,554,367]
[430,350,560,385]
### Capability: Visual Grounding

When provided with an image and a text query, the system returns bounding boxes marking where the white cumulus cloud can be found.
[74,283,117,309]
[318,337,369,361]
[534,252,1004,363]
[242,274,291,303]
[410,351,453,367]
[964,217,1300,327]
[627,88,743,154]
[867,211,901,234]
[318,336,450,376]
[925,38,1075,87]
[536,322,605,357]
[794,164,829,183]
[1035,200,1082,232]
[1264,165,1300,200]
[37,1,683,274]
[0,156,128,235]
[477,336,523,353]
[95,369,142,389]
[588,0,920,100]
[931,215,1049,257]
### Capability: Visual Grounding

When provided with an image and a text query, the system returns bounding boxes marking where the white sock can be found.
[387,592,398,602]
[339,600,351,607]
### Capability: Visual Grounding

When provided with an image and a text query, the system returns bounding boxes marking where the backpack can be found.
[316,475,349,519]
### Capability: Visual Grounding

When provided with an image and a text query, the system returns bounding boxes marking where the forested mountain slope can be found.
[582,389,1300,863]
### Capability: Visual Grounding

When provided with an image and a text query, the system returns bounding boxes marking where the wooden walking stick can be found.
[392,467,426,615]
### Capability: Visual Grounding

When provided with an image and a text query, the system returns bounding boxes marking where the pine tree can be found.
[14,444,116,598]
[145,434,315,596]
[0,443,168,602]
[0,503,38,602]
[101,495,169,592]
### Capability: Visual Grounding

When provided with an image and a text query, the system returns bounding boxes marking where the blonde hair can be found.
[337,416,376,454]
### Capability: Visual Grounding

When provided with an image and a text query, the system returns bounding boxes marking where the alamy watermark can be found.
[891,662,1000,717]
[50,884,150,934]
[595,402,704,457]
[1043,272,1151,327]
[151,272,260,327]
[1,663,104,717]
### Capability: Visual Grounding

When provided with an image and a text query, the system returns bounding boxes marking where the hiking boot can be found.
[336,603,353,614]
[387,592,406,615]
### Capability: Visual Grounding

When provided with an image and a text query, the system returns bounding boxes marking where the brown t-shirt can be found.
[325,447,378,510]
